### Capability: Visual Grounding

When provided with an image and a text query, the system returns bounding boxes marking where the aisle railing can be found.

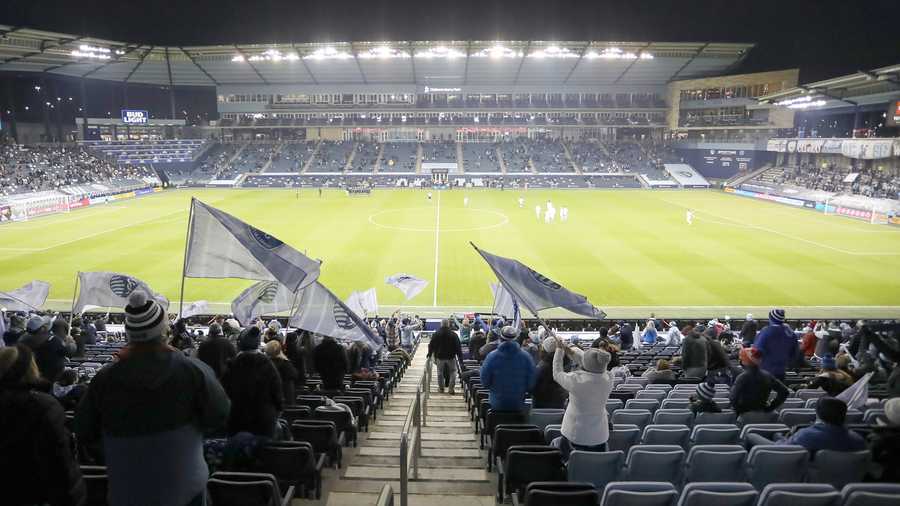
[399,354,431,506]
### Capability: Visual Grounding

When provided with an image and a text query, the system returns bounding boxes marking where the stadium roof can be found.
[757,63,900,111]
[0,25,753,87]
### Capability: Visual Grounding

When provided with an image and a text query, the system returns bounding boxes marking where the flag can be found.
[836,371,872,411]
[180,300,209,319]
[385,273,428,300]
[345,288,378,318]
[73,272,169,314]
[0,280,51,311]
[490,282,517,319]
[290,281,382,347]
[231,281,296,326]
[472,243,605,319]
[184,198,320,292]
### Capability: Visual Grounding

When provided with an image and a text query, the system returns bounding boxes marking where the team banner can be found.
[795,139,825,153]
[472,243,606,319]
[344,288,379,318]
[184,198,320,292]
[490,282,518,319]
[179,300,209,319]
[841,139,894,160]
[74,272,169,314]
[822,139,844,154]
[289,281,383,347]
[231,281,296,326]
[385,273,429,300]
[0,280,51,311]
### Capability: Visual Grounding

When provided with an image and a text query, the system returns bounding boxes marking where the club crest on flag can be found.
[249,227,284,249]
[333,303,356,329]
[528,268,561,290]
[254,281,280,303]
[109,275,139,297]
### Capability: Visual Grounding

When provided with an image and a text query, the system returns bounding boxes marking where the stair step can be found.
[344,465,489,482]
[364,439,481,449]
[327,492,494,506]
[367,431,476,441]
[350,455,484,468]
[329,480,496,496]
[358,446,483,459]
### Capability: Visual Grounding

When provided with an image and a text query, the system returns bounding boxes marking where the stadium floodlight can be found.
[231,55,245,62]
[583,47,653,61]
[415,46,465,59]
[245,49,300,62]
[528,46,578,59]
[71,44,112,60]
[358,46,411,59]
[787,100,827,110]
[471,44,523,58]
[304,47,353,60]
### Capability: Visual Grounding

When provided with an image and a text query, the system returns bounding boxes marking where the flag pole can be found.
[68,271,80,330]
[177,198,196,320]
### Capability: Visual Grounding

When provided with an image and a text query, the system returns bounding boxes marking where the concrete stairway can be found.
[325,340,494,506]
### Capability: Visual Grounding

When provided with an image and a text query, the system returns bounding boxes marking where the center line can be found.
[433,190,441,307]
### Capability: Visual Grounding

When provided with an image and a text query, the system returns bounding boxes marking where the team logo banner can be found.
[344,288,379,318]
[231,280,296,325]
[385,273,428,300]
[0,280,51,311]
[289,281,382,347]
[74,272,169,314]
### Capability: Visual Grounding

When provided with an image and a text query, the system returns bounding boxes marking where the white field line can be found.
[656,196,900,257]
[433,191,441,307]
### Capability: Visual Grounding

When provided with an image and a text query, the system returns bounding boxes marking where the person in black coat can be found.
[729,347,789,414]
[740,317,758,347]
[197,323,237,380]
[2,314,26,346]
[530,341,568,409]
[265,341,298,407]
[222,327,284,437]
[313,335,349,391]
[0,344,86,506]
[20,316,76,382]
[284,331,307,389]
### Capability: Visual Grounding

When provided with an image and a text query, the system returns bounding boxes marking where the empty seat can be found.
[641,425,691,448]
[739,423,789,442]
[737,411,780,425]
[601,481,678,506]
[778,409,818,426]
[756,483,839,506]
[796,389,828,401]
[608,424,642,453]
[499,446,565,502]
[746,445,809,490]
[567,450,624,491]
[491,425,544,472]
[667,391,696,399]
[676,482,757,506]
[529,409,565,432]
[645,384,672,392]
[684,445,747,482]
[625,445,685,482]
[626,399,661,413]
[695,410,737,425]
[606,399,625,414]
[661,399,691,410]
[653,409,694,426]
[208,472,293,506]
[544,424,562,444]
[612,409,652,429]
[777,398,807,411]
[690,424,741,445]
[254,441,324,499]
[840,483,900,506]
[862,409,885,424]
[524,482,599,506]
[808,450,870,489]
[635,390,668,401]
[626,377,650,387]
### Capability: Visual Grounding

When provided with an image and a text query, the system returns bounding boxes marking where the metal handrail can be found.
[399,352,431,506]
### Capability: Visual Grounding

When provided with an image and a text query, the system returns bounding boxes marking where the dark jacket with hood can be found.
[75,344,230,506]
[531,352,568,409]
[428,326,463,361]
[754,317,800,378]
[196,334,237,379]
[314,337,349,390]
[20,331,76,382]
[729,364,789,414]
[222,351,284,437]
[480,340,536,411]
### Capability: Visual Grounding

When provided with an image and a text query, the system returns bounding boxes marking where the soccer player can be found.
[518,196,525,208]
[463,196,469,207]
[686,209,694,225]
[560,206,569,222]
[535,204,542,220]
[427,191,433,201]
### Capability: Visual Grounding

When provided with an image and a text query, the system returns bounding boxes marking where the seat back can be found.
[601,481,678,506]
[641,424,691,448]
[504,446,566,500]
[494,427,545,464]
[695,410,737,425]
[524,482,599,506]
[685,444,747,482]
[486,409,527,437]
[606,399,624,414]
[635,390,667,401]
[625,445,686,482]
[757,483,839,506]
[746,445,809,490]
[209,472,285,506]
[841,483,900,506]
[737,411,779,425]
[676,482,757,506]
[282,406,311,426]
[808,450,870,489]
[81,466,109,506]
[661,399,691,410]
[652,409,694,426]
[690,424,741,445]
[290,422,339,456]
[796,389,828,401]
[255,442,316,490]
[528,409,565,432]
[608,424,642,453]
[739,423,789,441]
[296,395,327,410]
[778,409,818,427]
[626,399,661,412]
[566,450,624,491]
[611,409,652,429]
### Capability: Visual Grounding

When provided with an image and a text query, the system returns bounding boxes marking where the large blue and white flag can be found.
[231,281,296,326]
[179,300,209,319]
[74,272,169,314]
[185,198,320,292]
[385,273,428,300]
[290,281,382,347]
[837,371,872,410]
[489,282,517,319]
[0,280,51,311]
[345,288,379,318]
[473,243,605,319]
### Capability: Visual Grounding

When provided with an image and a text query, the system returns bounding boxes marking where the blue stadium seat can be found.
[601,482,678,506]
[684,445,747,482]
[756,484,840,506]
[676,482,757,506]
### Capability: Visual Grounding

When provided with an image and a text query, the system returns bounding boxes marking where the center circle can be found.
[368,206,509,233]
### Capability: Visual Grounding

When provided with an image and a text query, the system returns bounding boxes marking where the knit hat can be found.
[224,318,241,333]
[124,291,167,342]
[238,326,261,352]
[268,319,282,332]
[207,322,223,338]
[25,315,51,333]
[769,308,786,325]
[879,398,900,426]
[541,337,557,354]
[746,313,754,321]
[739,347,761,367]
[815,397,847,425]
[500,325,518,340]
[581,349,611,373]
[820,354,836,370]
[696,381,716,403]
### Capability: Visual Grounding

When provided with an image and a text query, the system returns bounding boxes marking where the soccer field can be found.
[2,188,900,319]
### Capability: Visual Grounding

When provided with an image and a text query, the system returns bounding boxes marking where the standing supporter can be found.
[531,338,568,409]
[479,326,536,411]
[800,326,818,358]
[314,334,350,391]
[265,340,298,407]
[681,324,708,378]
[548,336,613,461]
[802,354,854,396]
[2,314,26,346]
[196,322,237,380]
[283,331,307,388]
[517,332,539,364]
[618,321,634,350]
[754,308,800,380]
[868,397,900,482]
[20,315,76,382]
[0,344,85,506]
[745,397,865,452]
[400,316,422,351]
[740,314,758,347]
[706,328,736,384]
[664,321,683,346]
[689,381,722,414]
[75,291,230,506]
[467,329,487,362]
[427,319,463,394]
[641,319,658,345]
[729,347,789,415]
[452,315,472,344]
[222,326,284,437]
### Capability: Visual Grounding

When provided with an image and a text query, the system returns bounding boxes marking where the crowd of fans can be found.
[771,163,900,200]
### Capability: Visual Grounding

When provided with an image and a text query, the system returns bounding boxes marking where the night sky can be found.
[1,0,899,123]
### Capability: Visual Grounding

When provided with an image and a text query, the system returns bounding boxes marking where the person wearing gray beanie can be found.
[548,335,613,461]
[123,291,168,343]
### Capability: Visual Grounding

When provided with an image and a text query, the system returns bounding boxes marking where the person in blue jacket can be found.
[746,397,865,453]
[479,325,536,412]
[753,308,800,380]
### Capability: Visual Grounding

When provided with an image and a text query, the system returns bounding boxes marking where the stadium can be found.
[0,2,899,506]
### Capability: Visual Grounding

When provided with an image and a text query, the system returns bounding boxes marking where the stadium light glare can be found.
[527,46,578,59]
[472,45,523,59]
[304,47,353,60]
[358,46,411,59]
[72,44,112,60]
[787,100,827,110]
[231,55,245,62]
[415,46,465,59]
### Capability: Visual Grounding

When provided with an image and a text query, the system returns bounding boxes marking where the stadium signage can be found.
[423,86,462,93]
[121,109,149,125]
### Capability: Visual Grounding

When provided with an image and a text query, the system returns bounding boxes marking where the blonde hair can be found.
[0,346,42,385]
[656,359,670,370]
[264,340,285,359]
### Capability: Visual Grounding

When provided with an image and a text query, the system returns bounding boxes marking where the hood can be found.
[111,346,182,390]
[497,340,521,354]
[18,331,49,348]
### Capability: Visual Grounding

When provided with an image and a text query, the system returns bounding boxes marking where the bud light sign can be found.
[121,109,149,124]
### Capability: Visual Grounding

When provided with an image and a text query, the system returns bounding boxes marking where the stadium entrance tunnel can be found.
[367,206,509,232]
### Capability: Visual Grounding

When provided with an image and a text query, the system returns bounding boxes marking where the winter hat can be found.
[821,354,836,370]
[878,398,900,426]
[268,319,282,332]
[500,325,518,340]
[696,381,717,403]
[25,315,51,333]
[694,324,707,335]
[224,318,241,333]
[238,326,262,351]
[739,347,762,367]
[207,323,223,338]
[746,313,754,321]
[124,291,168,342]
[769,308,786,325]
[815,397,847,425]
[541,337,558,354]
[581,349,611,373]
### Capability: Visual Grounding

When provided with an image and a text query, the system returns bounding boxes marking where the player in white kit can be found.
[560,207,569,222]
[518,196,525,208]
[463,196,469,207]
[686,209,694,225]
[535,205,542,220]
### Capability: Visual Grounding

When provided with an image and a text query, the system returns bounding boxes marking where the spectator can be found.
[689,381,722,414]
[0,344,85,506]
[802,354,854,396]
[75,291,230,506]
[479,328,502,359]
[170,319,196,353]
[196,322,237,380]
[283,330,307,389]
[618,321,634,350]
[265,340,298,407]
[467,329,487,362]
[531,338,568,409]
[400,316,422,351]
[52,368,87,411]
[2,314,26,346]
[740,314,758,347]
[754,308,800,380]
[517,331,539,364]
[549,336,613,461]
[20,315,76,382]
[452,315,472,344]
[427,319,463,395]
[746,397,865,452]
[681,324,708,378]
[706,329,736,384]
[641,319,658,345]
[664,320,683,346]
[799,326,818,358]
[642,359,676,384]
[729,347,789,415]
[868,397,900,482]
[479,326,536,412]
[222,318,241,342]
[313,334,349,391]
[222,326,284,437]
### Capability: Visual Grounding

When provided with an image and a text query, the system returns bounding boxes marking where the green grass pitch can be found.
[2,188,899,319]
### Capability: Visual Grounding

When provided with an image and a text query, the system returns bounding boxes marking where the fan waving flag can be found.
[472,243,605,319]
[490,282,517,319]
[0,280,51,311]
[231,281,296,326]
[345,288,379,318]
[74,272,169,314]
[290,281,382,348]
[184,198,320,292]
[385,273,428,300]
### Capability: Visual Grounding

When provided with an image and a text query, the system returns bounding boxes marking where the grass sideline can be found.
[1,188,899,319]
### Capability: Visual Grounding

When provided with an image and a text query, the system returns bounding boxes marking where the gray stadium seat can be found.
[746,445,809,490]
[862,409,885,424]
[641,424,691,448]
[612,409,653,429]
[625,445,685,482]
[695,410,737,425]
[739,423,789,442]
[600,482,678,506]
[691,424,741,445]
[635,390,668,402]
[777,398,806,411]
[807,450,870,489]
[661,399,691,410]
[606,399,625,414]
[566,450,624,491]
[676,482,757,506]
[652,409,694,426]
[778,409,818,426]
[737,411,779,425]
[626,399,661,412]
[543,424,562,444]
[840,483,900,506]
[608,424,642,453]
[684,445,747,482]
[529,409,565,432]
[796,389,828,401]
[756,484,840,506]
